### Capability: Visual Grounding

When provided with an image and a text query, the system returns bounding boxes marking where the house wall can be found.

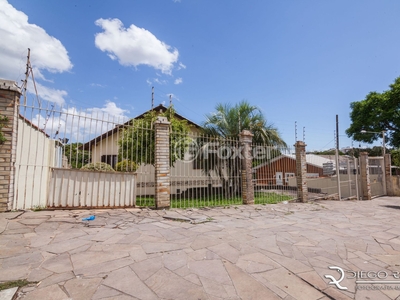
[90,131,120,164]
[14,118,59,209]
[256,157,324,185]
[89,129,216,196]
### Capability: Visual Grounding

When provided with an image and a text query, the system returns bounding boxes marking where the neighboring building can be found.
[253,154,338,186]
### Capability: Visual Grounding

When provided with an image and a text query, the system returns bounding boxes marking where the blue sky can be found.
[1,0,400,150]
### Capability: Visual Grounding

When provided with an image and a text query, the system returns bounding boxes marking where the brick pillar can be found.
[385,153,392,196]
[0,80,21,212]
[359,152,371,200]
[239,130,254,204]
[295,141,308,202]
[154,116,170,209]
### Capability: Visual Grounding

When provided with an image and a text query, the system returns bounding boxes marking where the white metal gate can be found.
[14,101,140,209]
[47,168,136,208]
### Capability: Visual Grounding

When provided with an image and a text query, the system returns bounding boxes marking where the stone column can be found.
[385,153,392,196]
[239,130,254,204]
[0,80,21,212]
[154,116,170,209]
[359,152,371,200]
[295,141,308,202]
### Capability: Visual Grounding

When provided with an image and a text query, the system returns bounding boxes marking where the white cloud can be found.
[33,82,68,105]
[0,0,72,104]
[0,0,72,80]
[178,62,186,70]
[174,78,183,85]
[95,18,180,75]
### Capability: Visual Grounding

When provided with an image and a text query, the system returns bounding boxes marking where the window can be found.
[101,155,117,168]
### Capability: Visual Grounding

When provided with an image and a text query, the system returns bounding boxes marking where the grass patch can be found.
[136,192,294,209]
[0,279,35,291]
[254,192,294,204]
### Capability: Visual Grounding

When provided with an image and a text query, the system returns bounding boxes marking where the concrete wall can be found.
[13,118,60,209]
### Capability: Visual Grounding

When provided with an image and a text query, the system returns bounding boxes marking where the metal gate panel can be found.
[48,168,136,208]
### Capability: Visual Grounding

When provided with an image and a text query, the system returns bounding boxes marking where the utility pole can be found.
[335,115,342,200]
[23,48,31,105]
[151,87,154,110]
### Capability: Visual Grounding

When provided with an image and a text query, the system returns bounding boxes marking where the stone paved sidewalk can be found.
[1,197,400,299]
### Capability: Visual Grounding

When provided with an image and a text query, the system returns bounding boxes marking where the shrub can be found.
[0,115,9,145]
[81,162,114,172]
[115,160,138,172]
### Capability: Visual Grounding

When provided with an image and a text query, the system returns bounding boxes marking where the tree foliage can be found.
[203,101,287,146]
[63,143,90,169]
[198,101,287,198]
[118,106,191,167]
[346,76,400,147]
[115,160,138,172]
[0,114,9,145]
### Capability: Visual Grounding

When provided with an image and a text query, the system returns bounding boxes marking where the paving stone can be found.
[71,251,129,270]
[38,271,75,288]
[64,277,102,300]
[162,250,187,271]
[22,284,68,300]
[188,259,231,285]
[207,242,240,264]
[1,251,42,268]
[27,267,53,282]
[223,261,281,299]
[141,242,184,254]
[92,284,122,299]
[130,256,163,281]
[199,275,230,298]
[41,252,72,273]
[0,264,30,281]
[260,267,324,300]
[145,268,207,300]
[322,287,353,300]
[43,238,91,254]
[74,257,134,276]
[103,266,158,299]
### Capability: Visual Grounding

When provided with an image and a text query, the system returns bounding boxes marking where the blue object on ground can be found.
[82,215,95,221]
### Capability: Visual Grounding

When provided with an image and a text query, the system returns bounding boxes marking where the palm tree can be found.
[199,101,286,198]
[203,101,286,146]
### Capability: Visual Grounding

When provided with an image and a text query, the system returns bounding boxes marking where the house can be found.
[80,104,202,168]
[253,154,338,186]
[80,104,216,196]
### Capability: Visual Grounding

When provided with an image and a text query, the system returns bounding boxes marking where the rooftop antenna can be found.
[23,48,31,105]
[151,87,154,110]
[169,94,172,107]
[295,121,297,141]
[303,126,305,142]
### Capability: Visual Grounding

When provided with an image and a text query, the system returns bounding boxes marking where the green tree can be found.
[346,76,400,147]
[198,101,286,198]
[0,114,9,144]
[203,101,286,146]
[118,106,191,167]
[63,143,90,168]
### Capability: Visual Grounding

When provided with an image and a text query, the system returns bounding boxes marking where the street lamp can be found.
[360,130,386,156]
